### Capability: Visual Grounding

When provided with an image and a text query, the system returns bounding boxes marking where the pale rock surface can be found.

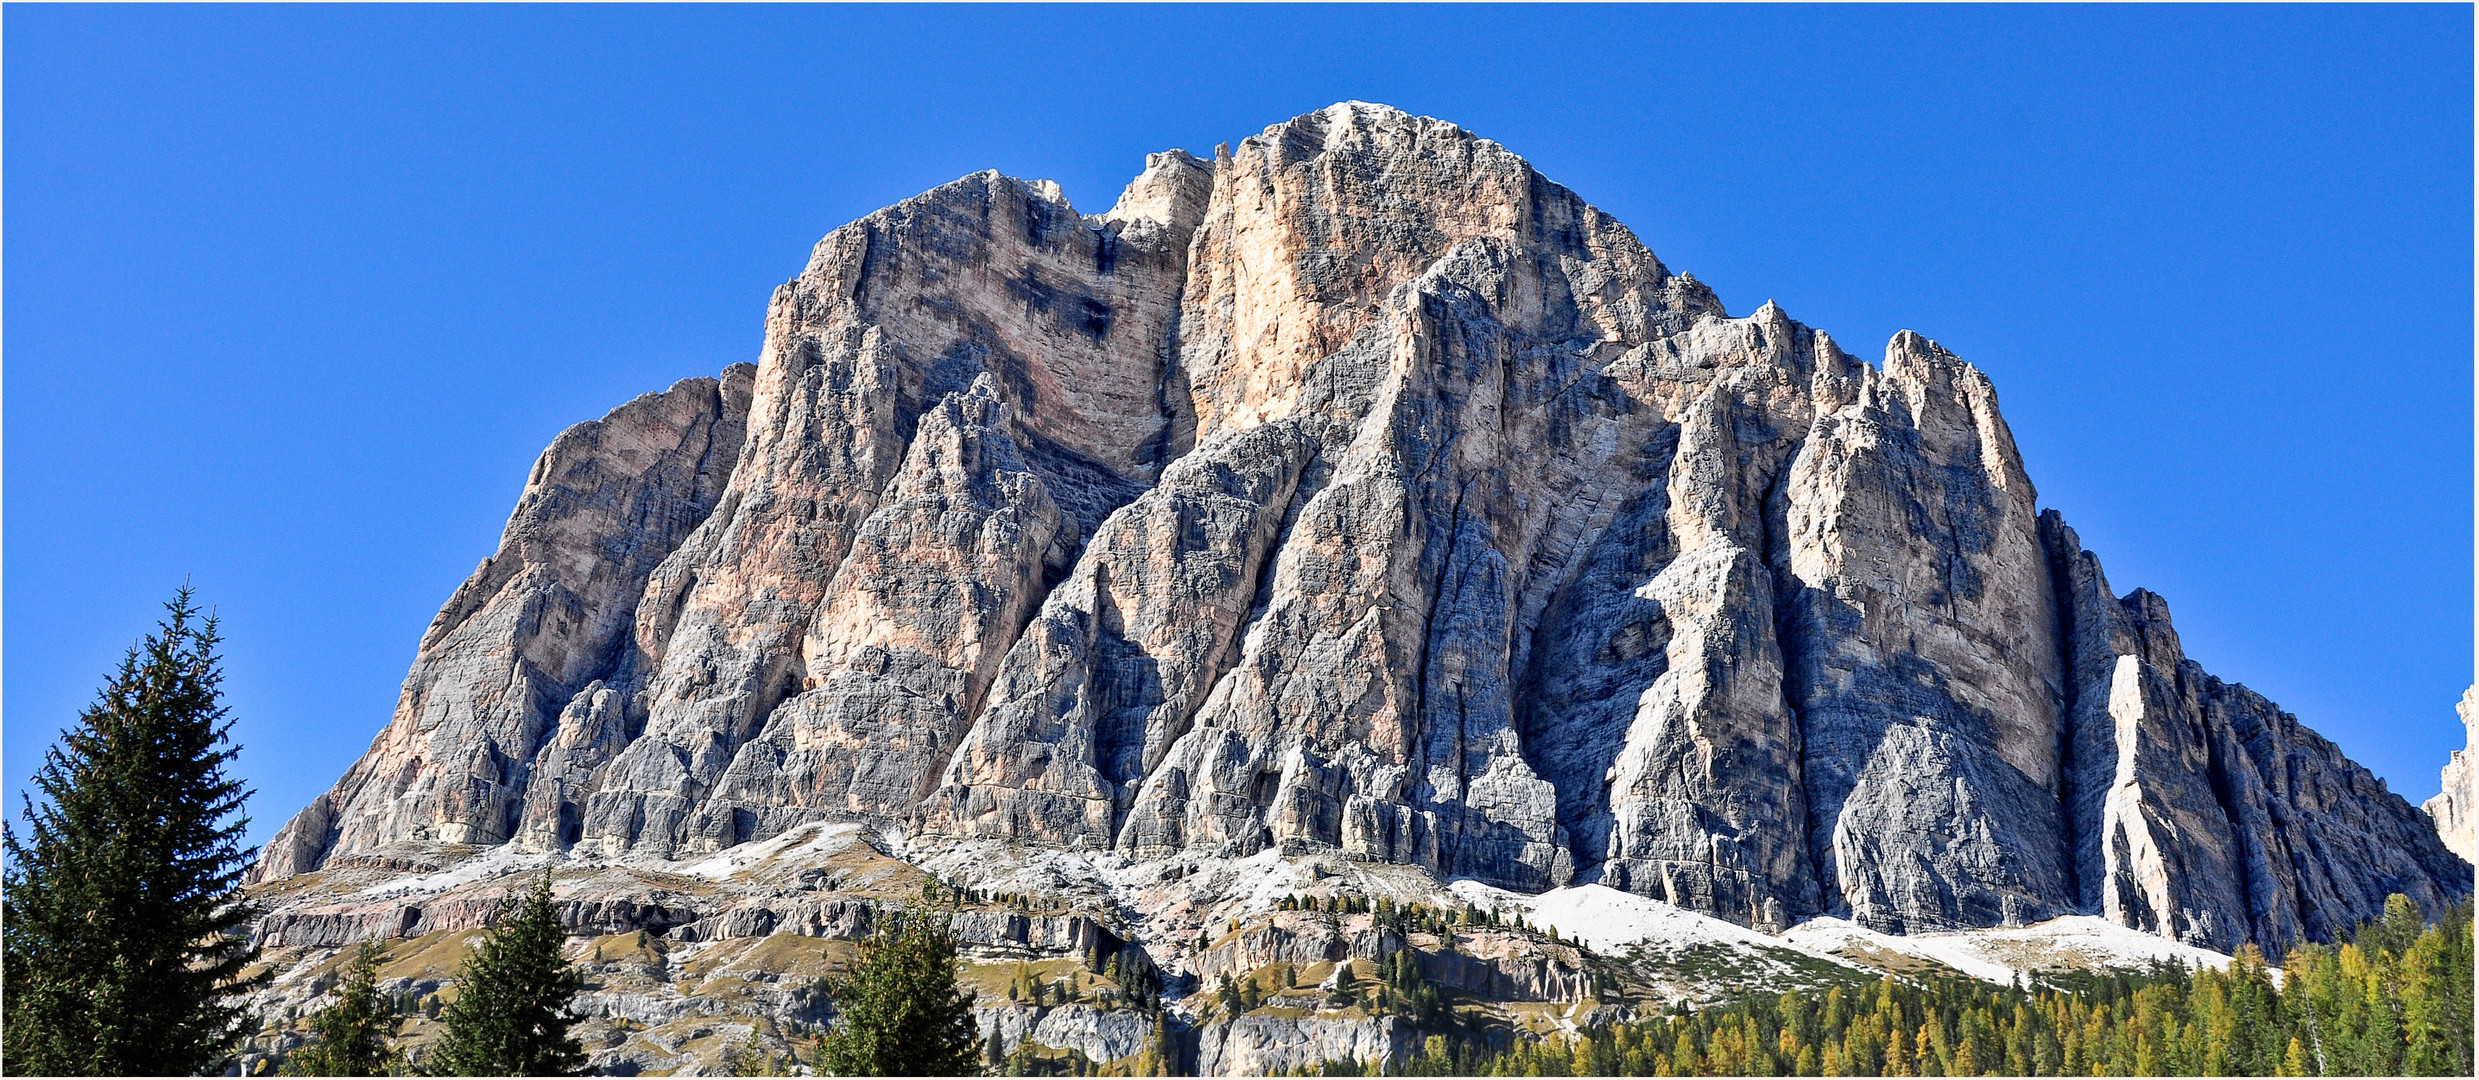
[1196,1015,1413,1077]
[262,102,2468,962]
[1777,331,2070,934]
[2043,515,2467,950]
[979,1003,1153,1066]
[1113,105,1725,899]
[925,420,1320,848]
[2424,687,2477,864]
[693,375,1073,841]
[573,159,1208,859]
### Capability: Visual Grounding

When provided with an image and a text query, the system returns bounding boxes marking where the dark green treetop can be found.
[2,587,265,1075]
[424,877,587,1077]
[816,883,984,1076]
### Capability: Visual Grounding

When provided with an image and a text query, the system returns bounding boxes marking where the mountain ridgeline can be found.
[255,103,2469,953]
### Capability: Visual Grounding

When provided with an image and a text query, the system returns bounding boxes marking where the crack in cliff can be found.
[2037,519,2093,913]
[1760,405,1829,922]
[1410,482,1472,874]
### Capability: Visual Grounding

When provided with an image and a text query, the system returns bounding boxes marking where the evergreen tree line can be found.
[0,591,600,1077]
[1330,896,2472,1078]
[1006,950,1165,1014]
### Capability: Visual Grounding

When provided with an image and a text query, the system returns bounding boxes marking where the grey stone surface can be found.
[694,375,1073,843]
[2044,514,2470,950]
[980,1003,1154,1067]
[1777,332,2071,935]
[1196,1014,1413,1077]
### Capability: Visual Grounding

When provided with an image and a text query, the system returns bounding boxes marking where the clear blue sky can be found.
[6,4,2470,850]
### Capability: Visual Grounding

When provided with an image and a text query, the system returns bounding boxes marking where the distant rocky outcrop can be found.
[2426,687,2477,865]
[256,102,2469,953]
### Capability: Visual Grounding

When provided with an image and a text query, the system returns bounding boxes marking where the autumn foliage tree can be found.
[1323,895,2472,1077]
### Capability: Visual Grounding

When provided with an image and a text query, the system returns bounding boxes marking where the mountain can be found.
[237,103,2470,1073]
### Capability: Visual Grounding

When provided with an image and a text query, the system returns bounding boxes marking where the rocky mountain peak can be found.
[1101,149,1214,232]
[256,103,2469,956]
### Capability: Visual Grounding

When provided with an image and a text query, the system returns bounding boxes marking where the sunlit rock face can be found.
[257,102,2468,949]
[2425,687,2477,866]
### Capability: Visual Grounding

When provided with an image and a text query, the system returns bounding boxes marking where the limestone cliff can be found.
[258,102,2468,952]
[2427,687,2477,864]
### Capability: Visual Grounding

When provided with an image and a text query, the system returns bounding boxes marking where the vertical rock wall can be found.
[2425,688,2476,865]
[1777,332,2070,934]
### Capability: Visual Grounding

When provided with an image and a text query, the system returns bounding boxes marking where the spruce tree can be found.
[282,941,404,1076]
[424,877,586,1076]
[816,885,982,1076]
[2,588,264,1075]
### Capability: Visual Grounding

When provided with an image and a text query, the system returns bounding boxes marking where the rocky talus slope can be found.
[241,99,2469,1075]
[2426,687,2476,864]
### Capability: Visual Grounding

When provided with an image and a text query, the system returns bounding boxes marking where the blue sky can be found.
[5,4,2470,849]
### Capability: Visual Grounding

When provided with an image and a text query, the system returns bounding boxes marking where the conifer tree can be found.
[1140,1012,1177,1076]
[1328,960,1358,1007]
[816,885,982,1076]
[283,941,404,1076]
[2,588,264,1075]
[425,877,586,1076]
[1375,894,2472,1078]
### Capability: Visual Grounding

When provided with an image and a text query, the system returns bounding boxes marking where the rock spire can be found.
[2425,687,2477,865]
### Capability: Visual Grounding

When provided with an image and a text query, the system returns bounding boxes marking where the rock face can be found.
[2043,519,2467,948]
[258,368,756,877]
[2427,687,2478,865]
[259,102,2469,951]
[1197,1015,1413,1078]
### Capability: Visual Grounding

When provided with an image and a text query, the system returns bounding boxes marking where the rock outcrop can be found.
[1197,1015,1413,1077]
[2427,687,2477,864]
[257,367,756,877]
[981,1003,1154,1068]
[260,102,2469,952]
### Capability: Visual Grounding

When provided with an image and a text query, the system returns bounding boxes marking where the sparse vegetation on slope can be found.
[281,942,403,1076]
